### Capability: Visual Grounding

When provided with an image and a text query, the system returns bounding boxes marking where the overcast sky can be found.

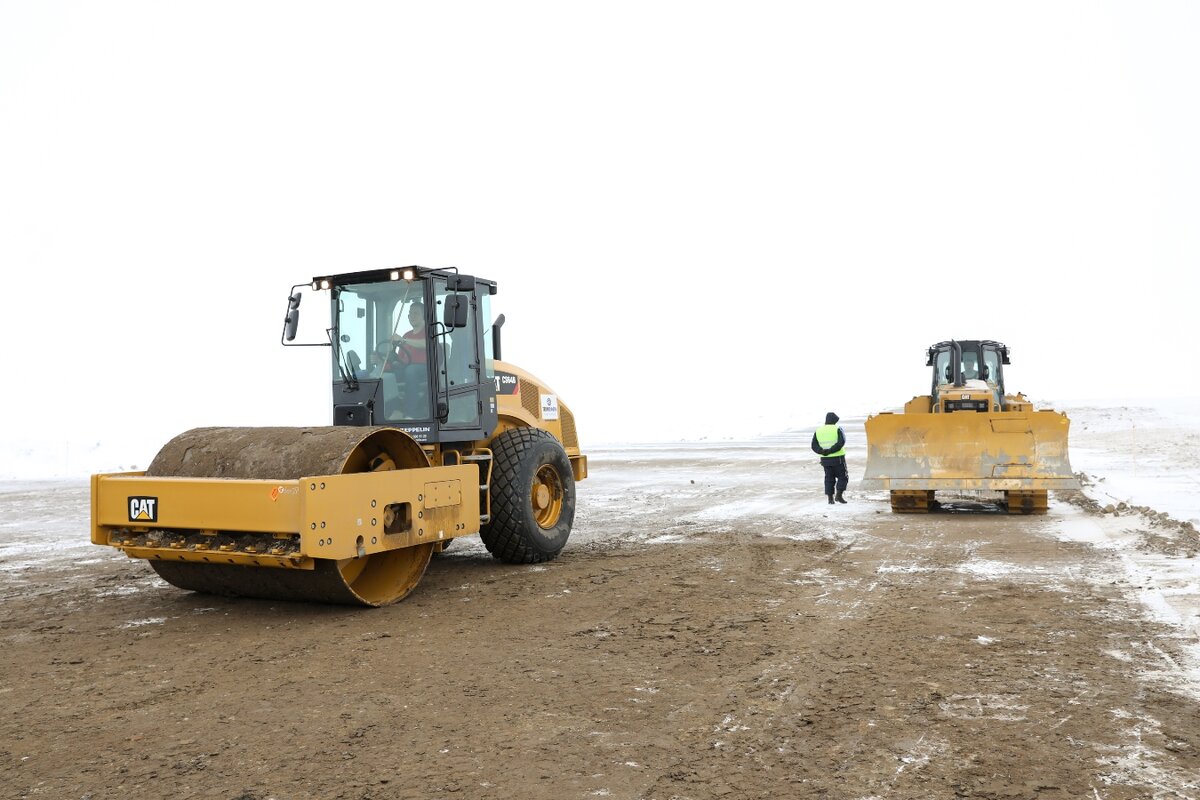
[1,1,1197,456]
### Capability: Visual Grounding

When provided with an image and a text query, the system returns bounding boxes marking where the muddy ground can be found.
[3,435,1200,799]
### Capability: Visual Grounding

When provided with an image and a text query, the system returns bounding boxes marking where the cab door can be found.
[433,277,494,442]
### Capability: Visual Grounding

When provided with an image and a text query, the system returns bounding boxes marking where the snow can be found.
[1052,503,1200,696]
[0,481,94,572]
[1065,399,1200,527]
[0,436,165,481]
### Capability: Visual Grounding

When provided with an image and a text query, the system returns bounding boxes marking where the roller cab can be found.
[862,340,1079,514]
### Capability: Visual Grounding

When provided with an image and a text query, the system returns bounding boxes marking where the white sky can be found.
[1,1,1197,452]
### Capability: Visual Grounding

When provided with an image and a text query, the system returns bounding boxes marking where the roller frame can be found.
[92,464,480,568]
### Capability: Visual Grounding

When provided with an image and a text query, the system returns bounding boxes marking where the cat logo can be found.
[128,496,159,523]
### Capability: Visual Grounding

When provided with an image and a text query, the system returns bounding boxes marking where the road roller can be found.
[862,339,1078,514]
[90,266,587,605]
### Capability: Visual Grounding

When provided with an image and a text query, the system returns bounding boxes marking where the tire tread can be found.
[480,427,573,564]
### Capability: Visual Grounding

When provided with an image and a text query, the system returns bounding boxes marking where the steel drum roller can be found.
[145,426,436,606]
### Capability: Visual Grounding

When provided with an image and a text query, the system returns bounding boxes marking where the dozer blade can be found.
[862,410,1079,493]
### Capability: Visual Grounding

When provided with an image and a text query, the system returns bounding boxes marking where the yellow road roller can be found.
[862,339,1077,514]
[91,267,587,605]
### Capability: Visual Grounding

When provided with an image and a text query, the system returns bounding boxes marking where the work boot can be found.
[835,490,847,504]
[827,494,834,505]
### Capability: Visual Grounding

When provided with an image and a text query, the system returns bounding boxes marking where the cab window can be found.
[959,345,982,381]
[982,349,1000,384]
[934,350,951,388]
[337,280,431,421]
[433,279,481,427]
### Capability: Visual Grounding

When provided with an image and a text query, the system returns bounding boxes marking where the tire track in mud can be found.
[634,519,1200,800]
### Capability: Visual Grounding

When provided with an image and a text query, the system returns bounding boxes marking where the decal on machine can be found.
[399,425,432,442]
[494,371,520,395]
[128,496,158,522]
[270,485,299,502]
[540,394,559,421]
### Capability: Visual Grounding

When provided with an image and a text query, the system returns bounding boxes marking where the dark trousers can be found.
[822,456,848,495]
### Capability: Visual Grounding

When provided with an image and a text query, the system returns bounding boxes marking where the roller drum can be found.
[145,426,434,606]
[146,426,426,481]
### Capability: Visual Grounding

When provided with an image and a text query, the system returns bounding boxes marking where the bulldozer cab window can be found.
[933,350,952,391]
[960,347,982,381]
[982,349,1000,385]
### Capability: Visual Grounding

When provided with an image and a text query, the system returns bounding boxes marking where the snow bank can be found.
[1064,398,1200,527]
[0,438,162,481]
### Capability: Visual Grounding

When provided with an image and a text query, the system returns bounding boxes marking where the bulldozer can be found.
[861,339,1077,514]
[90,266,587,605]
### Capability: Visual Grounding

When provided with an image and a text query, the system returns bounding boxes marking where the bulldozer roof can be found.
[925,339,1011,366]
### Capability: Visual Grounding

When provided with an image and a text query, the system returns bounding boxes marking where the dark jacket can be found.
[811,412,846,459]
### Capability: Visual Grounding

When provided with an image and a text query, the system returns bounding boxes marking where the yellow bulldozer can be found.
[91,266,587,605]
[862,339,1077,514]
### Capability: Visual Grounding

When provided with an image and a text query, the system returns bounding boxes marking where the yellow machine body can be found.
[92,465,479,569]
[90,367,586,604]
[862,340,1078,513]
[89,267,586,605]
[492,360,588,481]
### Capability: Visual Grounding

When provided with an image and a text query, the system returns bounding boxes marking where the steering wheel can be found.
[393,338,413,366]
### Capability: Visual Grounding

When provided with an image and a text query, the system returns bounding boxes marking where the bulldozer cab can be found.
[928,340,1009,409]
[287,267,499,444]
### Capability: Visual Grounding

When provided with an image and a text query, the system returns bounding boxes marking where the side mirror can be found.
[446,274,475,292]
[443,295,469,328]
[284,292,303,341]
[492,313,505,361]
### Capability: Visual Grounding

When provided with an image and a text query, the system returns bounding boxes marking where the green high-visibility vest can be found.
[816,424,845,458]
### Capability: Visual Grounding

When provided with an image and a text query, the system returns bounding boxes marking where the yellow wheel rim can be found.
[334,544,435,604]
[332,437,435,605]
[531,464,564,529]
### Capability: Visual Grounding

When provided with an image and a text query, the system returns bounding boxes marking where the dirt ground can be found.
[3,441,1200,799]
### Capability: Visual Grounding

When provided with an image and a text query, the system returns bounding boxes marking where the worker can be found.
[387,302,430,418]
[961,352,980,381]
[391,302,428,365]
[811,411,848,504]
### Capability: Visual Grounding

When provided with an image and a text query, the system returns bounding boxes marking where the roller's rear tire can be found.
[480,428,575,563]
